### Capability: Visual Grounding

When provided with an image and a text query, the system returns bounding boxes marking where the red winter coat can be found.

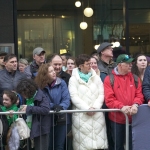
[104,70,144,124]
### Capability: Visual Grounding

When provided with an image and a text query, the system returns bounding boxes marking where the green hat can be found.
[116,54,134,63]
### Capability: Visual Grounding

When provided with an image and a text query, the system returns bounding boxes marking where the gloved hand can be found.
[53,104,63,112]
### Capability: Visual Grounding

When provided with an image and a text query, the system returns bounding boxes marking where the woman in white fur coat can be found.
[68,54,108,150]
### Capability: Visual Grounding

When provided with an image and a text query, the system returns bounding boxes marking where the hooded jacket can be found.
[104,68,144,124]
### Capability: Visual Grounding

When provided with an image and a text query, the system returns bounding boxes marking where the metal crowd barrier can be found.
[0,109,129,150]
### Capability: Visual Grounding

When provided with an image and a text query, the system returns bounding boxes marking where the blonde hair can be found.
[19,58,28,66]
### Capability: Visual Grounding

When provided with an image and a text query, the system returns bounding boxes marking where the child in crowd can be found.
[0,90,19,150]
[1,90,18,126]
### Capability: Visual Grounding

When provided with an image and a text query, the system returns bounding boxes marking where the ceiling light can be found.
[114,41,120,47]
[84,7,94,17]
[94,44,100,50]
[111,42,115,48]
[80,22,88,30]
[75,1,81,7]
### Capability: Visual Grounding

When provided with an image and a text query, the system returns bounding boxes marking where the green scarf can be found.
[26,91,37,105]
[78,69,92,83]
[1,104,18,126]
[25,91,37,129]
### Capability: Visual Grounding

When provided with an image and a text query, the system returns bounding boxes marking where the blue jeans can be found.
[49,124,66,150]
[111,121,132,150]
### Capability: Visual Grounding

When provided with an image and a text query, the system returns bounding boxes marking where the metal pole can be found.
[123,0,130,55]
[13,0,18,56]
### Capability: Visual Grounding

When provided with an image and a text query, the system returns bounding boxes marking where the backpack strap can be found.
[109,73,114,87]
[133,74,139,88]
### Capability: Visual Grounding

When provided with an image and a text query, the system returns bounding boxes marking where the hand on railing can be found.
[19,105,27,112]
[87,107,95,116]
[53,105,63,112]
[8,110,15,117]
[121,106,131,115]
[130,104,138,115]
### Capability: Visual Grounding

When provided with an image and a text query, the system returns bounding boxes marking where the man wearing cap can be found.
[0,51,7,70]
[24,47,46,79]
[104,54,144,150]
[97,42,116,82]
[97,42,116,150]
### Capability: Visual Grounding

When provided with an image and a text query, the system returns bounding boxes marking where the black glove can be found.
[53,104,63,112]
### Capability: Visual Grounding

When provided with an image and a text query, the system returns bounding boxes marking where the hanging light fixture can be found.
[114,41,120,47]
[83,0,93,17]
[80,1,88,30]
[84,7,93,17]
[94,44,100,50]
[111,42,115,48]
[75,1,81,7]
[80,22,88,30]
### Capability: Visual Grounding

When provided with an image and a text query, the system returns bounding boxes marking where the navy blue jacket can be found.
[43,77,70,125]
[143,66,150,102]
[26,89,51,139]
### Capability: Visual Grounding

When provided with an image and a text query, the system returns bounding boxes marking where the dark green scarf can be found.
[26,91,37,105]
[1,104,18,126]
[25,91,37,129]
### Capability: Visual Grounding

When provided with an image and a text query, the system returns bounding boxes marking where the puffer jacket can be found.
[69,68,108,150]
[104,68,144,124]
[0,69,26,105]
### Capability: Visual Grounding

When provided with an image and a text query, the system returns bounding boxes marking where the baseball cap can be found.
[116,54,134,63]
[33,47,45,56]
[97,42,113,53]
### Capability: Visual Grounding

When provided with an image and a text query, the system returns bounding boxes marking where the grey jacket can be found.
[0,69,26,105]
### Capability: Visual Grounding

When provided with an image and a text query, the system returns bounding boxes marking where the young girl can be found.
[0,90,19,150]
[1,90,18,126]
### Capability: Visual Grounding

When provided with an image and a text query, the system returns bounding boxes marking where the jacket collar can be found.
[44,77,62,90]
[72,68,96,84]
[34,89,43,101]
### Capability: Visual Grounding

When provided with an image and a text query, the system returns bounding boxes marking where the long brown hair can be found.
[35,63,51,89]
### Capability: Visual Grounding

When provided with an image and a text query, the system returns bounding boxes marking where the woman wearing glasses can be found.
[68,54,108,150]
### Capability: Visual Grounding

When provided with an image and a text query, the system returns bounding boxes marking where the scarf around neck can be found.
[26,91,37,105]
[78,69,92,83]
[1,104,18,126]
[25,91,37,129]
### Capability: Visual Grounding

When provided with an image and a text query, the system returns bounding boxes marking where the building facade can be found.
[0,0,150,60]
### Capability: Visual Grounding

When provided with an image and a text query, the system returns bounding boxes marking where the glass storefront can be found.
[17,0,150,60]
[18,17,75,61]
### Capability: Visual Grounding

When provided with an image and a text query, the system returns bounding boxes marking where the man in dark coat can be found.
[47,54,71,86]
[97,42,116,82]
[0,53,26,105]
[97,42,116,150]
[24,47,46,79]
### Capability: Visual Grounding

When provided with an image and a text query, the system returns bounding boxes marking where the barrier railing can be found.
[0,109,129,150]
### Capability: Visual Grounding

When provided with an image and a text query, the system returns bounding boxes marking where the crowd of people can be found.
[0,43,150,150]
